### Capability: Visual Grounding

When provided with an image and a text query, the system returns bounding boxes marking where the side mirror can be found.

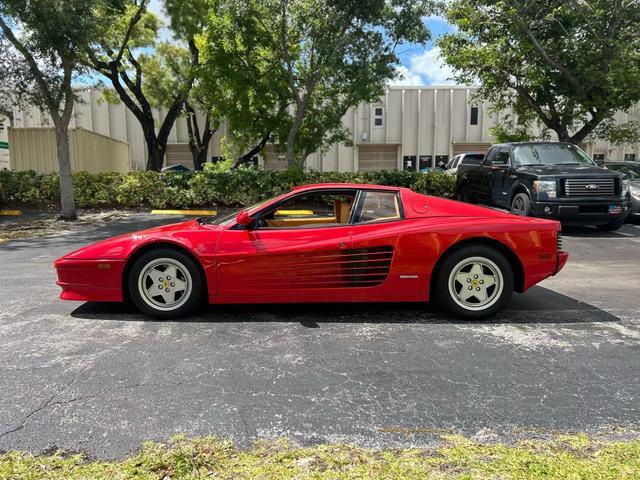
[594,158,605,167]
[236,210,254,228]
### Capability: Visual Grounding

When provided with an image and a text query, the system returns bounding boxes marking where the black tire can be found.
[458,185,473,204]
[510,192,531,216]
[434,245,514,320]
[596,217,626,231]
[128,248,204,319]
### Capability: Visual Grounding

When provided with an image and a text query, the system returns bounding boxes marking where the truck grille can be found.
[563,178,615,196]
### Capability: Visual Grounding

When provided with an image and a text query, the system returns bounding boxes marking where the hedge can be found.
[0,166,456,209]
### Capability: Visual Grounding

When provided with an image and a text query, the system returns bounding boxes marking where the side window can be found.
[258,191,356,229]
[483,149,497,166]
[493,149,510,166]
[355,191,402,224]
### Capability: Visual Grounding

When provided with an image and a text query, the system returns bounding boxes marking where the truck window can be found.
[513,143,595,166]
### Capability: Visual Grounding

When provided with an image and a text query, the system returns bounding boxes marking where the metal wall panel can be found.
[9,128,130,173]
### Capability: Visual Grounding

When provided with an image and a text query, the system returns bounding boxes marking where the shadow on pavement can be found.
[0,215,186,252]
[71,285,619,325]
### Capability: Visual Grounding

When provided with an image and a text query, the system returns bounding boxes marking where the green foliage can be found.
[199,0,434,167]
[0,168,456,209]
[439,0,640,145]
[2,434,640,479]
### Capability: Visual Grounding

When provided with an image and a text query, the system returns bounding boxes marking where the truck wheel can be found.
[510,193,531,216]
[458,186,473,204]
[435,245,514,320]
[596,217,626,231]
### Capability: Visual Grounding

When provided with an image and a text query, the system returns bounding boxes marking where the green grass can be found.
[1,434,640,479]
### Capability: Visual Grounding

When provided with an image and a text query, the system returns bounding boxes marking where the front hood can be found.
[59,219,219,261]
[516,165,622,177]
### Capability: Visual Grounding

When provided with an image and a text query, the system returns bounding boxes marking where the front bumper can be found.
[54,258,125,302]
[530,199,630,225]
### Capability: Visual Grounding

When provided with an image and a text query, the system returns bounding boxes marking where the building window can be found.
[373,106,384,128]
[435,155,449,169]
[470,106,479,125]
[419,155,432,170]
[403,156,416,171]
[624,153,636,162]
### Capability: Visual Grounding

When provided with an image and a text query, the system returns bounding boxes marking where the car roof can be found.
[291,183,401,192]
[490,141,574,149]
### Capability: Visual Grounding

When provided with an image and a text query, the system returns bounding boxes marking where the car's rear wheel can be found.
[510,193,531,216]
[435,245,514,319]
[128,248,203,319]
[596,217,626,231]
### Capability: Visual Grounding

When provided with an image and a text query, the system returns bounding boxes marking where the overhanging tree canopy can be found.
[439,0,640,145]
[200,0,434,168]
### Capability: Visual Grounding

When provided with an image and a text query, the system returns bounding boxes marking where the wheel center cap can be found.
[163,281,170,289]
[471,279,480,287]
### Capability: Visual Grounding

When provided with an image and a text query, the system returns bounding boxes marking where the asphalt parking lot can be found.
[1,215,640,459]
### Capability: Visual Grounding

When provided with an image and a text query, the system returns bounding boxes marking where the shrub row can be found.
[0,166,456,209]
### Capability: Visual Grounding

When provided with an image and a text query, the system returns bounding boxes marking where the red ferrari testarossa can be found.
[55,183,568,319]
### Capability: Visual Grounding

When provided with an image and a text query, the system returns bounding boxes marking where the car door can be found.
[472,149,498,203]
[488,148,512,207]
[214,189,356,304]
[349,189,426,301]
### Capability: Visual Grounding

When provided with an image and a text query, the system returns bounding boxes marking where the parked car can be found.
[161,164,191,173]
[605,162,640,221]
[445,153,485,175]
[419,167,445,174]
[55,183,567,320]
[456,142,631,230]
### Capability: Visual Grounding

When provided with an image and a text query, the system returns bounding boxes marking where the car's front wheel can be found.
[128,248,204,319]
[435,245,514,319]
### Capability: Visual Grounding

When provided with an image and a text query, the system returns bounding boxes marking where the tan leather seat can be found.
[334,200,352,224]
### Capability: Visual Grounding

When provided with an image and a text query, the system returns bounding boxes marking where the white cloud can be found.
[391,65,425,86]
[410,47,457,85]
[390,47,458,86]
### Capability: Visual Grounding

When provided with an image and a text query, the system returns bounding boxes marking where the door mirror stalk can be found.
[236,210,254,228]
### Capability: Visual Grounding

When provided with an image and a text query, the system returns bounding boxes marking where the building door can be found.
[165,144,194,170]
[358,145,398,171]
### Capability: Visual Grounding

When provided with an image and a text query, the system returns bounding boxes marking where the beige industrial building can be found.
[3,86,640,173]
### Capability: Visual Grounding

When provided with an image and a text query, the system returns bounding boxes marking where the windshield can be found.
[513,143,596,167]
[461,154,484,165]
[201,198,274,226]
[607,164,640,180]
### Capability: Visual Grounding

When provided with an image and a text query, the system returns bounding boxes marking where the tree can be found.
[199,0,291,168]
[88,0,196,171]
[439,0,640,145]
[163,0,221,170]
[0,0,124,219]
[201,0,433,168]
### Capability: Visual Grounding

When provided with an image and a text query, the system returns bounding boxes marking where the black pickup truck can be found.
[456,142,631,230]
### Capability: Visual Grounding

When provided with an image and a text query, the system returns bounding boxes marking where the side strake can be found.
[240,246,394,289]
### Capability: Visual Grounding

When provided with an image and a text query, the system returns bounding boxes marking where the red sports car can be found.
[54,183,568,319]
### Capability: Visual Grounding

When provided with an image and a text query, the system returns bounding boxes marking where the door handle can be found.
[339,242,347,248]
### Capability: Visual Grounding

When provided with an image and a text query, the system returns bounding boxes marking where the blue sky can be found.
[393,16,458,86]
[149,1,457,86]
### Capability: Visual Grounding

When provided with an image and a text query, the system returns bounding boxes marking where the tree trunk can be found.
[144,127,165,171]
[54,123,77,220]
[231,133,271,169]
[186,107,215,171]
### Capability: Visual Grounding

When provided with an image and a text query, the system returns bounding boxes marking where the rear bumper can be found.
[555,251,569,275]
[530,200,630,225]
[54,258,125,302]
